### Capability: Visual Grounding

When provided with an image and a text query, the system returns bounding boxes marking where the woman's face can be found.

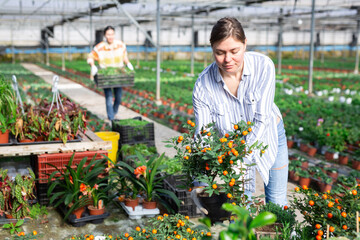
[104,29,115,44]
[212,36,247,74]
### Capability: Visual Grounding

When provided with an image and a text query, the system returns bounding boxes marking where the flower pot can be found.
[287,140,294,149]
[352,159,360,170]
[301,161,309,169]
[307,146,317,157]
[319,182,333,193]
[5,214,13,219]
[0,130,9,144]
[142,200,157,209]
[327,171,338,180]
[72,206,85,219]
[338,155,349,165]
[299,177,311,187]
[289,171,300,182]
[198,193,231,224]
[125,198,139,211]
[300,143,309,152]
[19,138,35,143]
[324,151,334,161]
[88,205,105,216]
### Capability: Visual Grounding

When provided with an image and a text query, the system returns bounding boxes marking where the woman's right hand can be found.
[91,65,98,76]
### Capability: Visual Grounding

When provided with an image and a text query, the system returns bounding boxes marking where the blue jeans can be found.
[264,120,289,206]
[104,87,122,121]
[245,120,289,206]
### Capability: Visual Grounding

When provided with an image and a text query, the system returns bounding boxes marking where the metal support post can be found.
[155,0,161,105]
[277,9,283,75]
[61,18,65,71]
[190,7,195,76]
[137,27,140,68]
[354,18,360,74]
[89,3,93,50]
[45,32,49,66]
[308,0,316,95]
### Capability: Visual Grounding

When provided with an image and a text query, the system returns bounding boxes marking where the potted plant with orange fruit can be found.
[167,120,267,223]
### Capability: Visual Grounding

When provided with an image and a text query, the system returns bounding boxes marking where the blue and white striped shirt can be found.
[193,51,282,192]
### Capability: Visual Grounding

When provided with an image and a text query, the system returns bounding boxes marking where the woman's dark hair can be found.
[210,17,246,47]
[104,26,115,35]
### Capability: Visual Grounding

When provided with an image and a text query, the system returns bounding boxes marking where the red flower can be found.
[326,133,330,137]
[80,183,87,193]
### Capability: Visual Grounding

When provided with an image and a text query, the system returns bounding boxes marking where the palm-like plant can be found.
[47,154,110,220]
[0,75,17,134]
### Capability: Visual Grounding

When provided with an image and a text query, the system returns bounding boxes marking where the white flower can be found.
[339,96,346,103]
[346,98,352,104]
[299,127,304,131]
[304,90,309,95]
[316,91,323,97]
[328,96,334,102]
[345,89,350,95]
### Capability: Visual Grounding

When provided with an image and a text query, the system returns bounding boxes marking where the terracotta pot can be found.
[299,143,309,152]
[19,138,35,143]
[35,136,45,142]
[287,140,294,149]
[72,207,85,219]
[324,151,334,161]
[327,171,338,180]
[88,205,105,215]
[125,198,139,211]
[338,155,349,165]
[142,200,157,209]
[0,130,9,144]
[289,171,300,182]
[301,161,309,169]
[299,177,311,187]
[307,146,317,157]
[5,213,13,219]
[319,182,333,193]
[352,159,360,170]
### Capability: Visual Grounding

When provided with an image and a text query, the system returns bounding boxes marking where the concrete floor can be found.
[0,63,299,240]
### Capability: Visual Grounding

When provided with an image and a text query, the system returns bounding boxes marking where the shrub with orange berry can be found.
[291,182,360,239]
[167,120,267,207]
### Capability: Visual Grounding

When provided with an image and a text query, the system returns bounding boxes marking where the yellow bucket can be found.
[95,131,120,163]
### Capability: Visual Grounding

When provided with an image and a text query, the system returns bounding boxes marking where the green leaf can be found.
[15,219,24,227]
[249,211,276,229]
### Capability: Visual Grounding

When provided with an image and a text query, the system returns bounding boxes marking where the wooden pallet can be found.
[0,130,112,157]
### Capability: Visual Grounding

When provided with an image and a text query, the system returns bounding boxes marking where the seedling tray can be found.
[16,135,82,145]
[58,204,110,227]
[119,202,159,220]
[95,73,134,89]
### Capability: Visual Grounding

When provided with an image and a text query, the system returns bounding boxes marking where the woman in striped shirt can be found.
[87,26,134,121]
[193,17,288,206]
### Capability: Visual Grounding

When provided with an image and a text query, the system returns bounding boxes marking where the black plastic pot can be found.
[198,193,231,224]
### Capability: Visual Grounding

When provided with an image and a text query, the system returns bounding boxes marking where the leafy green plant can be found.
[216,203,276,240]
[258,202,296,229]
[29,203,48,219]
[0,74,17,134]
[2,219,24,235]
[47,154,111,220]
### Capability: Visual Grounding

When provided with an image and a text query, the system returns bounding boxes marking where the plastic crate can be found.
[36,150,108,183]
[120,153,159,168]
[112,118,155,146]
[163,175,201,217]
[95,73,134,89]
[36,182,58,206]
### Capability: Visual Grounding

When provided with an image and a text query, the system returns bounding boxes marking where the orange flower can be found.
[80,183,87,193]
[134,166,147,178]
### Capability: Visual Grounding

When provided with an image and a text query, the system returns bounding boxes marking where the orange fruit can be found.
[352,190,357,195]
[241,140,245,144]
[212,184,217,189]
[317,230,323,236]
[248,127,252,132]
[295,187,300,192]
[186,146,190,150]
[247,121,251,125]
[234,125,238,130]
[229,181,235,187]
[261,150,265,154]
[86,238,90,240]
[328,201,334,208]
[229,160,234,164]
[227,193,232,198]
[152,229,157,234]
[188,188,192,192]
[315,224,321,229]
[185,216,189,219]
[136,226,141,231]
[207,132,211,136]
[184,156,189,160]
[206,232,211,236]
[178,136,183,141]
[223,170,228,176]
[191,122,195,127]
[322,194,328,200]
[283,206,288,210]
[218,159,223,164]
[302,185,308,190]
[125,233,129,237]
[89,235,94,240]
[316,235,322,240]
[33,231,38,236]
[335,198,339,204]
[329,226,335,232]
[128,237,134,240]
[187,228,191,233]
[341,212,347,218]
[187,120,192,125]
[225,133,229,138]
[327,213,333,218]
[314,193,319,197]
[20,232,25,236]
[175,235,181,239]
[337,205,342,210]
[342,225,348,230]
[309,200,315,206]
[242,131,248,136]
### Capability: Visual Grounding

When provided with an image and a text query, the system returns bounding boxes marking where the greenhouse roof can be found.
[0,0,359,33]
